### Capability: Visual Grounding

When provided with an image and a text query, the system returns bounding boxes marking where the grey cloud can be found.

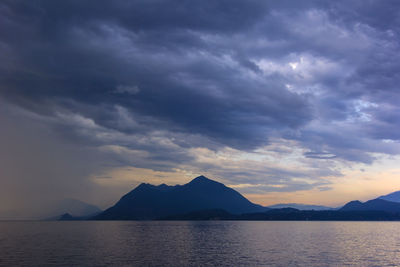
[304,152,337,160]
[114,85,140,95]
[0,0,314,151]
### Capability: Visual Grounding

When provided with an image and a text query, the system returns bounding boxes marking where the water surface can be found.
[1,221,399,266]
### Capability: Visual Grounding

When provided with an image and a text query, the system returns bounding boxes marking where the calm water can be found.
[1,221,400,266]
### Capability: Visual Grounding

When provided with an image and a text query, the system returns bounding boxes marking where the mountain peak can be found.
[189,175,215,184]
[136,183,151,189]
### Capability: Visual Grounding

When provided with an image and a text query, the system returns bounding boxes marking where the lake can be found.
[1,221,400,266]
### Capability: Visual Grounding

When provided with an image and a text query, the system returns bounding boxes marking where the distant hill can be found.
[340,198,400,213]
[267,203,333,210]
[93,176,266,220]
[159,208,400,221]
[0,198,102,220]
[241,208,400,221]
[58,213,82,221]
[44,198,102,219]
[379,191,400,203]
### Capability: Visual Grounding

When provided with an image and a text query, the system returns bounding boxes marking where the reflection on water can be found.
[1,221,400,266]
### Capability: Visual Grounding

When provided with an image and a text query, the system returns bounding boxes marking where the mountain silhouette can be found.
[44,198,102,219]
[159,207,400,221]
[93,175,266,220]
[340,198,400,213]
[379,190,400,203]
[58,213,80,221]
[267,203,334,210]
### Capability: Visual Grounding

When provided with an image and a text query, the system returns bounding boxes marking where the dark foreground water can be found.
[1,221,400,266]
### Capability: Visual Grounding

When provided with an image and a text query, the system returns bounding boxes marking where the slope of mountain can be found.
[379,190,400,203]
[267,203,333,211]
[93,176,266,220]
[340,198,400,213]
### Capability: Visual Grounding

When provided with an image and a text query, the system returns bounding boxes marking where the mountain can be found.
[340,189,400,213]
[267,203,333,211]
[58,213,81,221]
[44,198,102,219]
[379,190,400,203]
[93,176,266,220]
[340,198,400,213]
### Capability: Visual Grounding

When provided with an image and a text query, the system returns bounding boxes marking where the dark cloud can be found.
[304,152,337,160]
[0,0,314,151]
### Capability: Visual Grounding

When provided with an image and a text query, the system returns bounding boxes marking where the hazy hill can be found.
[45,198,102,218]
[0,198,102,220]
[93,175,266,220]
[267,203,334,210]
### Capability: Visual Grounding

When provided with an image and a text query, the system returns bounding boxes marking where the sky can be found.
[1,0,400,216]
